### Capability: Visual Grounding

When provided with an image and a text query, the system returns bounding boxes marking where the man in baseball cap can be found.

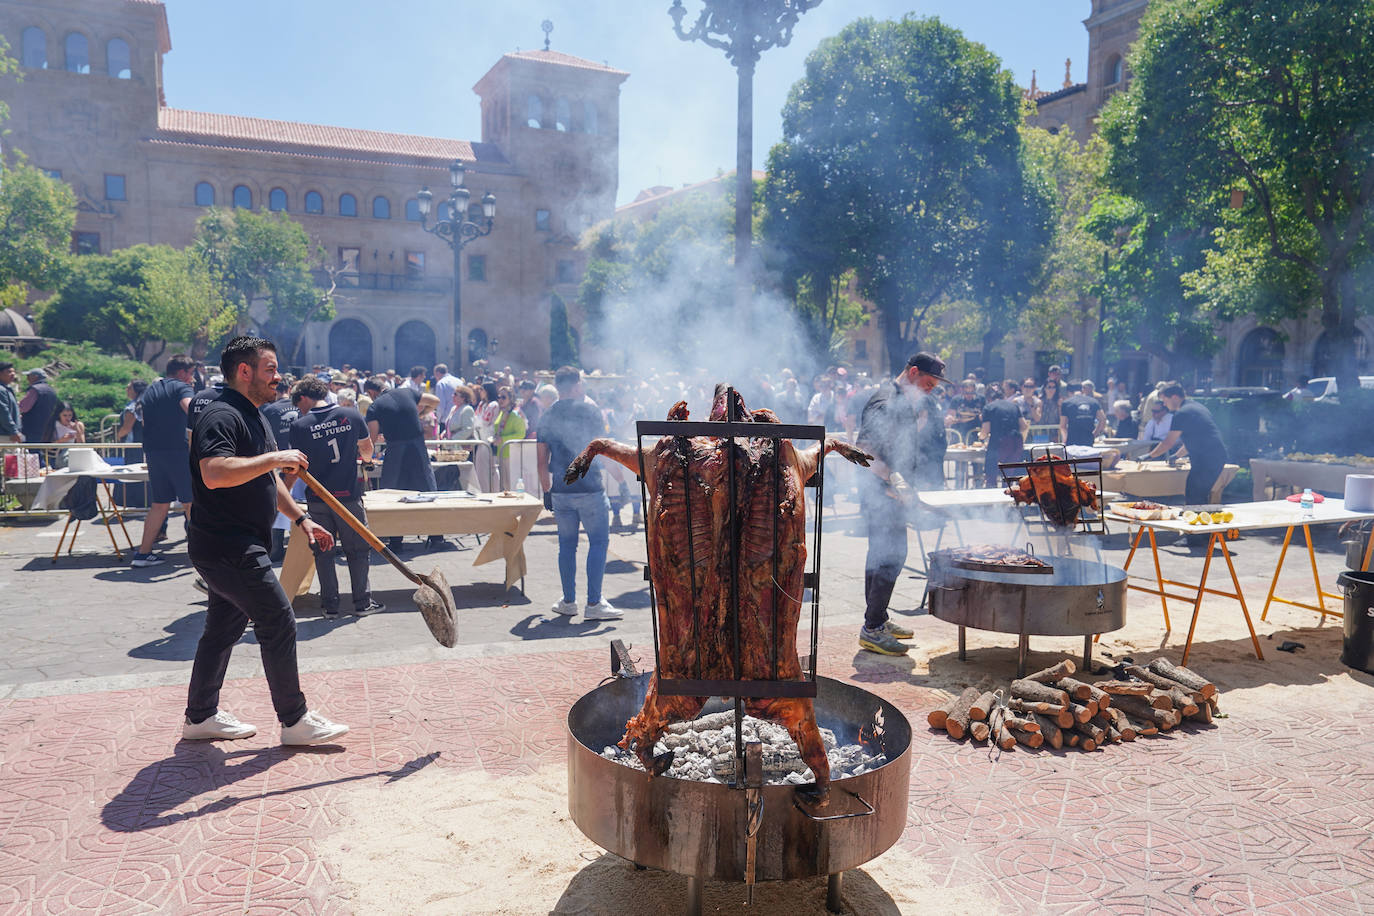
[907,351,951,384]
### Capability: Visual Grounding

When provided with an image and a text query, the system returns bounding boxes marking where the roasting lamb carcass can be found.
[564,389,872,802]
[1005,455,1099,528]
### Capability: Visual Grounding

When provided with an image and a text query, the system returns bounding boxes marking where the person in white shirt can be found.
[403,366,427,393]
[1142,400,1174,444]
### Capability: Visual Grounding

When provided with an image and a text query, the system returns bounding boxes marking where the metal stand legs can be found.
[827,872,844,912]
[686,875,701,916]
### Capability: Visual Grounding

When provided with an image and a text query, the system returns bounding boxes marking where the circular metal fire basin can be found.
[567,674,911,882]
[929,556,1128,637]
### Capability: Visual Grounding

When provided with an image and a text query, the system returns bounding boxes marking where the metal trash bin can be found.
[1338,570,1374,675]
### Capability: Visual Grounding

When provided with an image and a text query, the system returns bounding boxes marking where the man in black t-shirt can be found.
[979,397,1029,486]
[187,378,224,431]
[131,354,197,567]
[364,378,441,550]
[290,377,380,618]
[261,381,300,449]
[1059,382,1107,447]
[537,366,620,621]
[854,351,950,656]
[1146,383,1228,504]
[183,335,346,746]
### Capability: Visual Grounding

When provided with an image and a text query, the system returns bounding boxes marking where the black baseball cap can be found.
[906,351,951,383]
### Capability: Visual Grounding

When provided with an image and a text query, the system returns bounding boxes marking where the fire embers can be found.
[1006,455,1099,528]
[600,712,888,785]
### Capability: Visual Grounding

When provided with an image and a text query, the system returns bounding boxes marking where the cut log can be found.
[1007,698,1073,729]
[1082,682,1111,711]
[1011,679,1071,707]
[1055,677,1094,701]
[1185,700,1213,725]
[1147,658,1217,699]
[944,687,982,740]
[1011,726,1044,749]
[1111,695,1179,730]
[1095,680,1153,697]
[1033,713,1064,750]
[1025,659,1076,683]
[1002,712,1041,734]
[967,718,991,742]
[1068,701,1096,724]
[1127,665,1206,704]
[1104,707,1137,741]
[1074,718,1106,745]
[987,706,1016,751]
[1065,731,1081,748]
[970,691,998,722]
[1145,689,1175,710]
[1078,735,1098,752]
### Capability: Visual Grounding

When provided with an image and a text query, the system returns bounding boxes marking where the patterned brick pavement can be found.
[2,631,1372,914]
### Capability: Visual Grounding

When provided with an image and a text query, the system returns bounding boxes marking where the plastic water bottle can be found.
[1300,487,1314,518]
[515,477,526,494]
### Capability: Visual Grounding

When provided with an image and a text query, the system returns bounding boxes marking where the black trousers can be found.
[307,495,372,611]
[186,540,307,726]
[861,484,908,631]
[1185,458,1225,505]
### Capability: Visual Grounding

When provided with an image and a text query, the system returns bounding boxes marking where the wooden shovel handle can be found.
[295,467,423,587]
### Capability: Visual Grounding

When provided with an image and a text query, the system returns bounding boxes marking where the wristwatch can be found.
[293,514,310,528]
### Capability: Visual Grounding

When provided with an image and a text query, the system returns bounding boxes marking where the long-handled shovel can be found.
[296,469,458,648]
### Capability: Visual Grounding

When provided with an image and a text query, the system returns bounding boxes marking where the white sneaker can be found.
[280,710,349,746]
[182,710,257,741]
[551,599,579,617]
[583,600,623,620]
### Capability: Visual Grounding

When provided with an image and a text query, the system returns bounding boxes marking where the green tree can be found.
[1101,0,1374,393]
[0,160,77,300]
[20,342,154,434]
[549,292,579,368]
[36,245,232,363]
[193,208,333,359]
[766,16,1035,373]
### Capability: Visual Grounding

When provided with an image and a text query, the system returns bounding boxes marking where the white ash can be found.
[600,711,887,785]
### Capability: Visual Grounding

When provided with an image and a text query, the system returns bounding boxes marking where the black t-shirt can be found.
[948,393,985,436]
[141,377,194,451]
[365,387,423,442]
[857,380,948,487]
[1113,414,1136,439]
[188,387,279,551]
[1061,394,1101,447]
[290,404,367,499]
[537,397,606,494]
[186,385,224,431]
[983,399,1023,445]
[1171,401,1227,466]
[261,397,300,449]
[21,381,58,443]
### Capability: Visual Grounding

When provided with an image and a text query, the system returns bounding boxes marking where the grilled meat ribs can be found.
[565,390,872,800]
[1006,455,1099,528]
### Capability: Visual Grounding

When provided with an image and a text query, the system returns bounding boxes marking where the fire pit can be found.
[927,554,1127,676]
[567,670,912,913]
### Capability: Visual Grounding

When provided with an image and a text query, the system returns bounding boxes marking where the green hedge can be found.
[18,343,154,433]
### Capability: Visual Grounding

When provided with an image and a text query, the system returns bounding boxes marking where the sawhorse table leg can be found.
[1262,523,1344,622]
[1182,531,1264,665]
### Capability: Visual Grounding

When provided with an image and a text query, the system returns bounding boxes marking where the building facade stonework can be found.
[0,0,627,374]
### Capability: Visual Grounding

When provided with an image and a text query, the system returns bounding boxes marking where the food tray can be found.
[930,551,1055,575]
[1108,501,1180,521]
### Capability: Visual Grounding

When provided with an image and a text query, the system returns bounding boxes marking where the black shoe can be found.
[353,600,385,617]
[323,606,341,619]
[425,535,447,551]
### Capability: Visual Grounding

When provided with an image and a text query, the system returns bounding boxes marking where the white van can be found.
[1307,376,1374,401]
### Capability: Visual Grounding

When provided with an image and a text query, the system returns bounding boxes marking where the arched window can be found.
[64,32,89,74]
[339,193,358,217]
[1314,329,1372,379]
[526,94,542,128]
[329,319,373,372]
[194,182,215,207]
[583,100,598,135]
[106,38,131,78]
[304,191,324,214]
[268,188,288,212]
[467,328,488,364]
[21,27,46,69]
[372,196,390,219]
[395,321,436,374]
[232,185,252,209]
[1237,328,1285,388]
[405,199,422,221]
[1106,55,1123,86]
[555,97,571,132]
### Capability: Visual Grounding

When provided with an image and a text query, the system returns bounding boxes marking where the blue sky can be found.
[161,1,1087,206]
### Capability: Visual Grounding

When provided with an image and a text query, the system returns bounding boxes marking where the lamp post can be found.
[416,159,496,373]
[668,0,822,320]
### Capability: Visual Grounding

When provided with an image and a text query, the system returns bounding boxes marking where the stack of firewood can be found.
[928,657,1219,752]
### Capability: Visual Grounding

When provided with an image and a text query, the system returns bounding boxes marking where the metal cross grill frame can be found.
[998,445,1111,538]
[633,391,825,703]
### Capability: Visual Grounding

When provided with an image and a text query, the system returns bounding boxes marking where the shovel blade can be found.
[413,567,458,648]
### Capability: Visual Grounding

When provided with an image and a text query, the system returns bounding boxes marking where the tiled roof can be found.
[154,109,496,165]
[504,49,629,76]
[1034,83,1087,106]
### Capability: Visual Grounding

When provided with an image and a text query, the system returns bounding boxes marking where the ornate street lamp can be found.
[669,0,822,319]
[415,159,496,373]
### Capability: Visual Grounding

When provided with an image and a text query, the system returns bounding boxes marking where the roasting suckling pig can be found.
[1006,455,1099,528]
[564,388,872,802]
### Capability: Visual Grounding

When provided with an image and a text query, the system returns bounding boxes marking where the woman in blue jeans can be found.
[551,489,620,619]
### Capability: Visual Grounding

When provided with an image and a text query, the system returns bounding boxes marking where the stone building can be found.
[0,0,628,374]
[1024,0,1370,392]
